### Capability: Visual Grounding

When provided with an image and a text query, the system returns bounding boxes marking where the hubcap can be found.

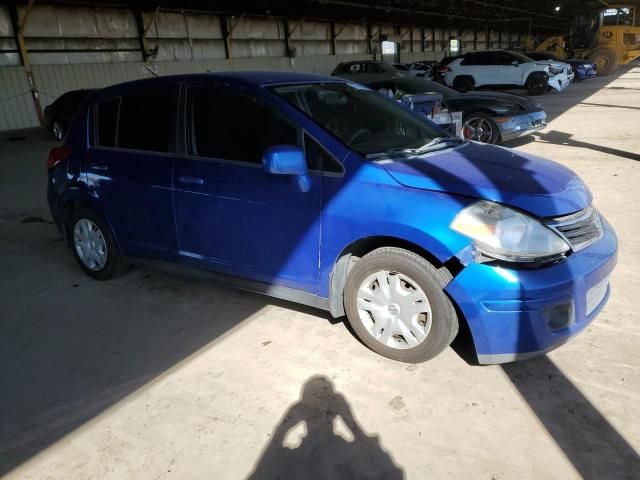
[463,117,493,143]
[73,219,108,271]
[356,270,432,350]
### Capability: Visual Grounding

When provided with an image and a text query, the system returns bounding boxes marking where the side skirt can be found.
[124,256,331,312]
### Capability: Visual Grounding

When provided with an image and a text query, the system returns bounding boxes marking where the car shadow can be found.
[502,357,640,479]
[247,375,404,480]
[533,129,640,162]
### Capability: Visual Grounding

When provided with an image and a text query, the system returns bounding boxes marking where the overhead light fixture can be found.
[555,5,561,11]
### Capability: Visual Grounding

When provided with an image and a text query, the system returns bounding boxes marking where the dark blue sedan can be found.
[47,72,617,364]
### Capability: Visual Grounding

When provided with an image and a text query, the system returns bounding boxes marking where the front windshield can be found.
[383,78,458,99]
[273,83,452,157]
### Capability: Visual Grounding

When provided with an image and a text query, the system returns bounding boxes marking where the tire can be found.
[588,48,618,76]
[67,207,128,280]
[525,72,548,96]
[343,247,459,363]
[51,120,64,141]
[462,112,500,144]
[453,76,474,93]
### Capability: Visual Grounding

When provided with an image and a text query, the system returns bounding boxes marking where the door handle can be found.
[178,175,205,186]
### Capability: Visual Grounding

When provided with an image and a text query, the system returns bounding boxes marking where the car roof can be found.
[93,71,343,98]
[337,60,382,65]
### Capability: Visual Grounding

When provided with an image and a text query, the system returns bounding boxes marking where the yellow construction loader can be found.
[526,4,640,75]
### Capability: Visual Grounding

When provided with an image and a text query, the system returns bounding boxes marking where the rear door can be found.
[460,52,494,85]
[86,85,179,257]
[172,84,323,293]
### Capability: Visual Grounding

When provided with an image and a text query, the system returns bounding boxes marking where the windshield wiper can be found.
[366,137,465,160]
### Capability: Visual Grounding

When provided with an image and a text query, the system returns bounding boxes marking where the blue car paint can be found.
[48,71,617,363]
[569,61,598,81]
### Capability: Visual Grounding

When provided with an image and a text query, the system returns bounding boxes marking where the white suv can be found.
[443,50,553,95]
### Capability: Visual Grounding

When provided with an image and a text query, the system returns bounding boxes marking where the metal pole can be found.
[9,0,43,127]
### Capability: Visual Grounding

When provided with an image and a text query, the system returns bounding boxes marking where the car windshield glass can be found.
[273,83,458,158]
[387,78,458,99]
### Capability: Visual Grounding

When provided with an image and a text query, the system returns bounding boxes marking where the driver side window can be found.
[188,86,297,164]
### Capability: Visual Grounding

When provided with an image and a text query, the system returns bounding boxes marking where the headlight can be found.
[549,64,564,75]
[451,201,570,262]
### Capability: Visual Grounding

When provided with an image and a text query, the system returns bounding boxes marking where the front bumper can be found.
[499,110,547,142]
[548,73,572,92]
[445,217,618,364]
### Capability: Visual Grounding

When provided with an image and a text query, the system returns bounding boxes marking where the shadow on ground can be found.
[503,357,640,479]
[248,375,404,480]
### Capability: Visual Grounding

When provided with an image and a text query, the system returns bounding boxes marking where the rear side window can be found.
[188,86,297,164]
[117,86,178,153]
[461,52,493,66]
[366,63,385,73]
[95,98,120,148]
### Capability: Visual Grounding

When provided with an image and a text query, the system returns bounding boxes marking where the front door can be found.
[86,85,179,257]
[173,85,322,293]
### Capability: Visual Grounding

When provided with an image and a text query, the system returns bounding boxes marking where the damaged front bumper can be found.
[444,217,618,364]
[548,71,574,92]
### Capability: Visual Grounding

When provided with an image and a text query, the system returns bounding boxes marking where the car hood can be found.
[381,142,591,218]
[453,90,542,111]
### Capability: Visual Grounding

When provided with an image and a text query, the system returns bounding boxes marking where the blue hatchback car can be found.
[47,72,617,364]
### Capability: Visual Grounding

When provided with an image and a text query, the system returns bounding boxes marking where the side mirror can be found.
[262,145,311,192]
[511,60,519,66]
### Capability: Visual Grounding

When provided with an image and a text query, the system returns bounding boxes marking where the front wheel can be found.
[343,247,459,363]
[525,73,548,96]
[588,48,618,76]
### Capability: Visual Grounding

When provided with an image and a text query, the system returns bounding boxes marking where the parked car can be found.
[526,52,597,81]
[44,89,95,140]
[366,77,547,144]
[393,62,434,79]
[47,72,617,364]
[408,62,435,79]
[331,60,405,82]
[443,50,569,95]
[434,56,462,81]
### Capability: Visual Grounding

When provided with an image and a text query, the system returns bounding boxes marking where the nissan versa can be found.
[47,72,617,364]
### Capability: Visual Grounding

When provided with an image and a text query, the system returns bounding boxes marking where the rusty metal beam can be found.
[219,15,231,59]
[9,0,44,127]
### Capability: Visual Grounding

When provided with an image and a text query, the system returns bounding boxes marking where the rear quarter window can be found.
[117,86,179,153]
[95,97,120,148]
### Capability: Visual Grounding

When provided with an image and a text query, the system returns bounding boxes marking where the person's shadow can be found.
[248,375,404,480]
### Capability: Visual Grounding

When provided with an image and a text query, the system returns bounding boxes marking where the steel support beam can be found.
[9,0,43,126]
[219,15,231,60]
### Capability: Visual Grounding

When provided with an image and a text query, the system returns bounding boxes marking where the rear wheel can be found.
[67,208,128,280]
[463,112,500,144]
[343,247,459,363]
[453,76,474,93]
[588,48,618,76]
[525,72,548,96]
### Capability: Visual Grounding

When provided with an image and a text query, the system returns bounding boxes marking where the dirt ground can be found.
[1,63,639,479]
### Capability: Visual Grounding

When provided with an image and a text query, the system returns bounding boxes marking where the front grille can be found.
[546,206,603,252]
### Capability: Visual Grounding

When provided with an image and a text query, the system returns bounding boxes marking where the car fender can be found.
[57,186,122,251]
